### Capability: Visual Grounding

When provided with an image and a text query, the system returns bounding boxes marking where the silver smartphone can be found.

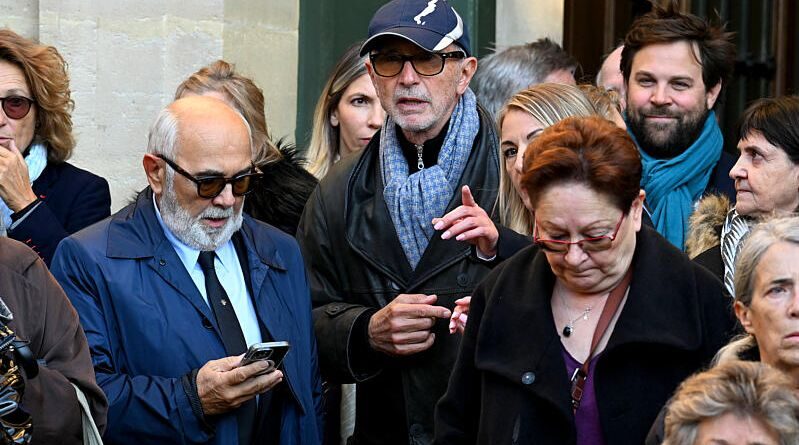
[240,341,290,374]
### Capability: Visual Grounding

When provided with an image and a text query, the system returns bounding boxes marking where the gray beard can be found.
[158,175,243,251]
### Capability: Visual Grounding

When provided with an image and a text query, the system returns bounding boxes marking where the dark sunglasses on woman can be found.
[0,96,34,120]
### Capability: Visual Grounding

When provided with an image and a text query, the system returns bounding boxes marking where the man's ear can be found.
[143,154,165,195]
[456,57,478,95]
[706,80,722,109]
[734,300,755,335]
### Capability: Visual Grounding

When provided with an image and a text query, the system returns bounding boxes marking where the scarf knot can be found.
[633,111,723,250]
[381,88,479,269]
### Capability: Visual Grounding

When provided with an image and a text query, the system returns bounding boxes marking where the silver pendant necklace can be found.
[415,144,425,170]
[559,290,595,338]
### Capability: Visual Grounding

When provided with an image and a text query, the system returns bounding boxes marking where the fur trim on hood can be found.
[713,335,759,365]
[245,139,318,236]
[685,194,731,259]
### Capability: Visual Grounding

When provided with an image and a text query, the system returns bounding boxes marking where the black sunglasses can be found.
[369,50,466,77]
[0,96,34,120]
[156,154,261,199]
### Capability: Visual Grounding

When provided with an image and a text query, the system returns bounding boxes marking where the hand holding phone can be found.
[240,341,290,375]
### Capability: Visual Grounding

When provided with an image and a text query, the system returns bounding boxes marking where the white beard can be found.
[158,175,243,251]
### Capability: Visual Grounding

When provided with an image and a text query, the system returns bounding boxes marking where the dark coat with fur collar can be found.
[435,226,736,445]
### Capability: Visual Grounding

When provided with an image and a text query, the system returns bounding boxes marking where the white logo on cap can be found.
[414,0,438,25]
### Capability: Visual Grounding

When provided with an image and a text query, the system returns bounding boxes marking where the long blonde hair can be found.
[175,60,280,166]
[496,83,597,234]
[306,42,368,179]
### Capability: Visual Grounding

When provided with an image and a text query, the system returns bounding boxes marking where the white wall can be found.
[1,0,299,210]
[495,0,564,49]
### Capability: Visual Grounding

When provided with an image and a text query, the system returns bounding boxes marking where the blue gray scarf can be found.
[633,112,723,250]
[0,143,47,230]
[381,88,479,269]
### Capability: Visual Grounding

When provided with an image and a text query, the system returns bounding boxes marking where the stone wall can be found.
[1,0,298,210]
[496,0,564,48]
[1,0,561,210]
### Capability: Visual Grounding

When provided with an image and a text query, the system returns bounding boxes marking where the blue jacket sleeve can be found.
[50,237,216,445]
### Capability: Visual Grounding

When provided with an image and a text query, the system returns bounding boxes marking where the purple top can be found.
[562,347,606,445]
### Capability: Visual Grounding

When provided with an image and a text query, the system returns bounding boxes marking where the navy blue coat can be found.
[8,161,111,265]
[51,190,323,445]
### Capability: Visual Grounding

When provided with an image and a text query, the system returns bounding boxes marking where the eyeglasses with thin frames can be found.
[369,50,466,77]
[156,154,261,199]
[0,96,34,120]
[534,213,626,253]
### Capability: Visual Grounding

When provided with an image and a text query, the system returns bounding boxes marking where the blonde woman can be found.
[434,84,604,334]
[306,42,385,179]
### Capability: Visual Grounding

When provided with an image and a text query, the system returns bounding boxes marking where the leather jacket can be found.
[297,106,499,445]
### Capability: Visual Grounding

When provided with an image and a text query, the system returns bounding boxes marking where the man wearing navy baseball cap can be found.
[298,0,500,443]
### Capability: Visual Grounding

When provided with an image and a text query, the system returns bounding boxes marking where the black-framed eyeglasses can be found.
[156,154,261,199]
[0,96,34,120]
[369,50,466,77]
[534,213,626,253]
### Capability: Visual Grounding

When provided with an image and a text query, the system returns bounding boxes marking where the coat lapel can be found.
[475,249,574,422]
[106,190,217,330]
[238,220,305,413]
[345,140,413,288]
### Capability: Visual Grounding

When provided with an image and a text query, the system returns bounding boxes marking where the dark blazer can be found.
[51,190,323,445]
[297,106,500,445]
[693,245,723,284]
[435,226,737,445]
[0,237,107,445]
[8,161,111,265]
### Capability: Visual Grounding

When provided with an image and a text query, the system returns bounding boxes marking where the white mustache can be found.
[199,206,234,219]
[393,86,431,103]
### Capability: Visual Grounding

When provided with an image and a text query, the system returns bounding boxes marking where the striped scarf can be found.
[720,208,751,297]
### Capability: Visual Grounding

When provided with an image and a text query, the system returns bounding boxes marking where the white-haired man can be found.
[51,96,322,445]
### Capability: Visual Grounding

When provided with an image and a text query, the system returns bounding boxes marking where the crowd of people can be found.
[0,0,798,444]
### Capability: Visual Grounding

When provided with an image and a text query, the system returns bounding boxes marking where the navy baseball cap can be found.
[360,0,471,57]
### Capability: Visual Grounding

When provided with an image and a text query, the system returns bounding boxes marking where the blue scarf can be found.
[631,112,723,250]
[0,143,48,229]
[381,89,479,269]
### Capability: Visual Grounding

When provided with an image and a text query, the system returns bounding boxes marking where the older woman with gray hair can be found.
[662,361,799,445]
[687,96,799,296]
[647,214,799,444]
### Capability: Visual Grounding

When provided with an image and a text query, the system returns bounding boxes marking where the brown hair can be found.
[620,1,735,107]
[0,29,74,162]
[175,60,280,166]
[738,96,799,165]
[521,116,641,212]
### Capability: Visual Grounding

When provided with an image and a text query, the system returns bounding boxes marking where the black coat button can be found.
[456,273,470,287]
[159,259,166,266]
[521,371,536,385]
[201,317,213,329]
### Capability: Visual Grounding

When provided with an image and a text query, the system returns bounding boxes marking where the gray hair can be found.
[734,215,799,305]
[663,361,799,445]
[472,38,578,119]
[147,107,180,158]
